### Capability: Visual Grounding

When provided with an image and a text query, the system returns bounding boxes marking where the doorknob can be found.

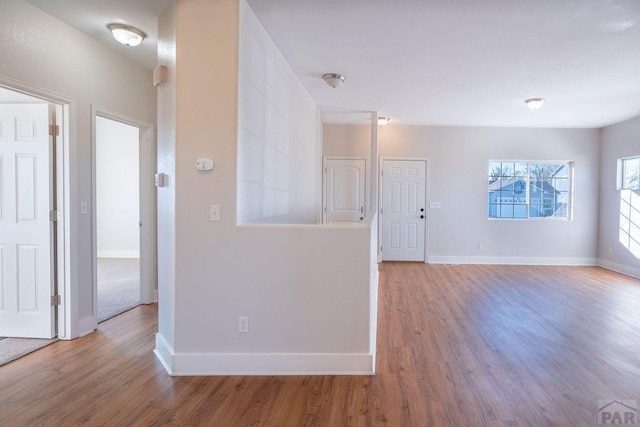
[420,208,424,212]
[420,215,425,219]
[360,217,364,221]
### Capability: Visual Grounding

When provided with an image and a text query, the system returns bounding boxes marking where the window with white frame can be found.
[488,161,573,219]
[618,156,639,191]
[617,155,640,259]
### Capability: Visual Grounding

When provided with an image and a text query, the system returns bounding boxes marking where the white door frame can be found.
[0,75,75,339]
[322,155,368,224]
[91,106,156,326]
[379,157,430,263]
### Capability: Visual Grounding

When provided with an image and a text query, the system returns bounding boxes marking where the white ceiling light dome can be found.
[377,116,390,126]
[108,23,147,47]
[524,98,546,111]
[322,73,345,88]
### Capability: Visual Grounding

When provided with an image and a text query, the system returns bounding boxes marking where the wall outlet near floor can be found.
[238,316,249,333]
[478,243,484,250]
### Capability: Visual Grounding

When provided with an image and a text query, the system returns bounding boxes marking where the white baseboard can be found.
[154,333,374,376]
[78,315,97,337]
[428,256,598,266]
[154,333,174,373]
[598,259,640,280]
[97,250,140,259]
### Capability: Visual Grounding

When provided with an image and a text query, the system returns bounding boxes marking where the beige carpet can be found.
[0,337,58,366]
[98,258,141,322]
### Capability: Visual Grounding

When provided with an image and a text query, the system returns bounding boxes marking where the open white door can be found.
[324,158,366,225]
[0,103,55,338]
[381,159,426,261]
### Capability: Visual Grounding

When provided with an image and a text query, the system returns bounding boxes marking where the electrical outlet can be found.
[478,243,484,250]
[238,316,249,333]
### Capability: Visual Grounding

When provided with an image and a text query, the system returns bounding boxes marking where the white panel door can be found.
[381,160,426,261]
[0,103,55,338]
[324,158,366,225]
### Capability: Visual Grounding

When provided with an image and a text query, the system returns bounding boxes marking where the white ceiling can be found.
[23,0,640,128]
[24,0,169,71]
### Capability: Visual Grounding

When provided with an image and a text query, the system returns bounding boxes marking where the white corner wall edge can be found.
[428,256,598,266]
[598,259,640,280]
[154,334,374,376]
[78,315,97,337]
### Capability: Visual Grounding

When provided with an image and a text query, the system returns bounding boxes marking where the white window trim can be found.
[617,155,640,191]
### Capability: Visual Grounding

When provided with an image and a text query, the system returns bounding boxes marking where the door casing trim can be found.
[0,74,76,339]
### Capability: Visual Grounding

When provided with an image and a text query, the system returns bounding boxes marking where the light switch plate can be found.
[209,204,220,221]
[429,201,441,209]
[80,201,88,215]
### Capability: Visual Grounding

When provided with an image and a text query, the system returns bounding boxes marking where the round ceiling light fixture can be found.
[377,116,390,126]
[322,73,345,88]
[524,98,545,110]
[108,23,147,47]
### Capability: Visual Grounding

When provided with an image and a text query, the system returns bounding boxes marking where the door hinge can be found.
[49,124,59,136]
[51,294,61,306]
[49,210,62,221]
[380,246,383,252]
[324,167,327,173]
[380,208,383,215]
[381,170,384,176]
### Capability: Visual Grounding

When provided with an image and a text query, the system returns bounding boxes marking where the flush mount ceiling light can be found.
[524,98,546,111]
[108,23,146,47]
[322,73,345,88]
[377,116,390,126]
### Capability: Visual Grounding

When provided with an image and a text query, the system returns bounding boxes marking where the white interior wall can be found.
[96,116,140,258]
[237,1,319,224]
[156,0,177,356]
[155,0,376,375]
[0,0,156,335]
[598,116,640,278]
[324,123,601,264]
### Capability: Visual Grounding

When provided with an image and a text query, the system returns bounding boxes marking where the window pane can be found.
[488,160,571,220]
[515,162,528,177]
[553,178,569,192]
[529,200,543,217]
[554,164,569,178]
[488,204,500,218]
[502,162,515,177]
[514,204,527,218]
[623,157,640,190]
[502,204,514,218]
[489,162,502,183]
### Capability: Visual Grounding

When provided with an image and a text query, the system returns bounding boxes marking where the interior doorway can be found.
[91,107,156,326]
[0,84,68,364]
[95,117,141,322]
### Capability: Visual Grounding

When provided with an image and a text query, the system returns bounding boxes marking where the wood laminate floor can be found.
[1,264,640,426]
